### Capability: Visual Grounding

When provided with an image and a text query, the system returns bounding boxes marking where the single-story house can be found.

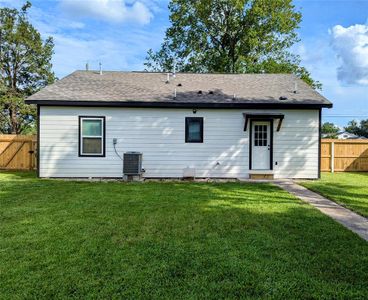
[322,131,367,140]
[25,71,332,179]
[335,131,367,140]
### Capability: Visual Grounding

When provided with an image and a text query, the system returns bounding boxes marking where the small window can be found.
[79,116,105,156]
[185,117,203,143]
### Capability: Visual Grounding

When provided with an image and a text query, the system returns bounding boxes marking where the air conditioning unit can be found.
[123,152,143,175]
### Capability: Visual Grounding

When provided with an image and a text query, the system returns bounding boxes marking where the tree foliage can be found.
[145,0,321,89]
[345,120,368,138]
[0,1,55,134]
[321,122,339,138]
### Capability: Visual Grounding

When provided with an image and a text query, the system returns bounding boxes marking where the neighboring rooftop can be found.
[336,131,367,140]
[26,71,332,108]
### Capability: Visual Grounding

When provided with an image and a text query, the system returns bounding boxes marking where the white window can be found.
[79,116,105,156]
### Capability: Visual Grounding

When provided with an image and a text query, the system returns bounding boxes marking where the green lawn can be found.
[300,172,368,218]
[1,172,368,299]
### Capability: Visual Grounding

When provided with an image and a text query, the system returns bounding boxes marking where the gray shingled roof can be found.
[26,71,332,107]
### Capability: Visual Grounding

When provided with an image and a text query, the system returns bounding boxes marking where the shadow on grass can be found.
[0,173,368,299]
[301,174,368,218]
[0,170,37,182]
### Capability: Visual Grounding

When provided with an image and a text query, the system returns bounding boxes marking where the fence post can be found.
[29,140,34,170]
[331,141,335,173]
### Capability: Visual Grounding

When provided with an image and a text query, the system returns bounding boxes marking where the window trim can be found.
[185,117,203,143]
[78,116,106,157]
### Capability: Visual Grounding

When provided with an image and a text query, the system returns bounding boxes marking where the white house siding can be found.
[39,106,319,179]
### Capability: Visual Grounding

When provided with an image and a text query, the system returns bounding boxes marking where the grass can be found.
[1,172,368,299]
[300,172,368,218]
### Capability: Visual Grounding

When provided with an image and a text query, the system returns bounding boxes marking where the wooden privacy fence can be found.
[0,135,37,170]
[321,139,368,172]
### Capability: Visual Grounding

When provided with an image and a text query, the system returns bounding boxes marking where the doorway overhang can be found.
[243,113,284,132]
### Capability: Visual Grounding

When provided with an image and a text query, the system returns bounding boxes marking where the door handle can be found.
[268,145,270,150]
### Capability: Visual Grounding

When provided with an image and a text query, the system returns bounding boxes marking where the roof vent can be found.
[209,90,214,95]
[99,62,102,75]
[177,83,182,87]
[198,90,202,95]
[294,81,298,94]
[279,96,288,100]
[166,73,170,84]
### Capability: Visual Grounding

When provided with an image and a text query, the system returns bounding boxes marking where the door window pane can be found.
[254,124,267,147]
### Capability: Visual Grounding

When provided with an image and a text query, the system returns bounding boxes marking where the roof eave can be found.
[25,99,333,109]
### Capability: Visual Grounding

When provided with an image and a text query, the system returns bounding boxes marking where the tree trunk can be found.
[9,106,18,134]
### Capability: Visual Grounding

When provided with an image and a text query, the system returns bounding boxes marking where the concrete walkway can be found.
[275,180,368,241]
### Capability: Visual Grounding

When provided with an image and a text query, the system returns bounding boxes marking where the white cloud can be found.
[60,0,153,25]
[30,8,85,33]
[48,27,164,77]
[132,0,169,13]
[294,36,368,126]
[330,24,368,85]
[51,34,130,76]
[13,1,164,78]
[0,0,23,6]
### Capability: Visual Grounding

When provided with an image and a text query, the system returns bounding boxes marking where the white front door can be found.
[251,121,271,170]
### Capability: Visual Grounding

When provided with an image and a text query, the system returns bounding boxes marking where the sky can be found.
[0,0,367,127]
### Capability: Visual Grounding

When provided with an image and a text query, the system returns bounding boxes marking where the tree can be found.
[321,122,339,138]
[345,119,368,138]
[145,0,321,89]
[0,1,55,134]
[360,119,368,138]
[345,120,360,136]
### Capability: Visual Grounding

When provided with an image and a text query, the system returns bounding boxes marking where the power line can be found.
[323,115,368,118]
